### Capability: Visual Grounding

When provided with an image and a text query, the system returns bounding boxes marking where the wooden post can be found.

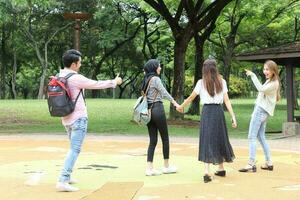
[286,65,294,122]
[63,12,91,51]
[74,19,81,50]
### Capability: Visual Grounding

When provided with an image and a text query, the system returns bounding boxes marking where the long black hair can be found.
[141,59,160,92]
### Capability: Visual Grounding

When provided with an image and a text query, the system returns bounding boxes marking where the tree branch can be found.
[143,0,179,32]
[174,1,184,22]
[195,0,204,14]
[196,0,232,32]
[45,22,73,46]
[183,0,196,22]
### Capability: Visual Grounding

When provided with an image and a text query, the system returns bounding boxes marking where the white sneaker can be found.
[145,169,162,176]
[56,182,79,192]
[69,178,78,184]
[162,166,177,174]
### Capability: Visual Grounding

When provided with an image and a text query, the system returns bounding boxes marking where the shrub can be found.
[228,75,251,98]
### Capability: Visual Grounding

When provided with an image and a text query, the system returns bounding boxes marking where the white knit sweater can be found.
[249,72,279,116]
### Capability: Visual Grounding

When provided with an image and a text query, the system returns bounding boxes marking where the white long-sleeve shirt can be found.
[249,72,279,116]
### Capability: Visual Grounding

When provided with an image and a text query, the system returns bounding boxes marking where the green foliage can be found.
[0,0,300,101]
[0,99,289,138]
[184,75,194,98]
[228,75,251,98]
[16,66,40,98]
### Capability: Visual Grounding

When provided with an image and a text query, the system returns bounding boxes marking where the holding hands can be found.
[174,92,197,114]
[171,100,185,113]
[171,100,182,111]
[176,105,184,113]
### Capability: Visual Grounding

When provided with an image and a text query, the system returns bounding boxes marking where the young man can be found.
[56,49,122,192]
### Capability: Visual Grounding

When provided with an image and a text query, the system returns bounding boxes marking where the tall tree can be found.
[209,0,300,88]
[187,17,217,115]
[84,1,143,97]
[2,0,73,99]
[143,0,233,119]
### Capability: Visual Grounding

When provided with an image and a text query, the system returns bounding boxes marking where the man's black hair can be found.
[62,49,82,68]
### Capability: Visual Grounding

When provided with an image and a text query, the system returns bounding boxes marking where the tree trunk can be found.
[0,27,7,99]
[11,50,17,99]
[23,89,29,99]
[169,37,190,120]
[118,86,126,99]
[187,35,204,115]
[222,27,239,89]
[38,66,47,99]
[222,50,233,87]
[37,45,47,99]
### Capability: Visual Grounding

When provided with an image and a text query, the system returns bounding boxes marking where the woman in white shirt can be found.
[239,60,280,173]
[177,59,237,183]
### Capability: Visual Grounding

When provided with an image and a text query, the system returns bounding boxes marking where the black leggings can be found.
[147,102,169,162]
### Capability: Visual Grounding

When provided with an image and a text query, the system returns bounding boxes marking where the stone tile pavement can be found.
[0,133,299,152]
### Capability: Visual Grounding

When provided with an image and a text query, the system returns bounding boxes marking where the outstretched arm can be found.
[72,74,122,90]
[152,77,179,107]
[176,91,198,113]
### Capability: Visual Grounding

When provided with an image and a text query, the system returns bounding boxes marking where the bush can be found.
[184,76,194,98]
[228,75,250,98]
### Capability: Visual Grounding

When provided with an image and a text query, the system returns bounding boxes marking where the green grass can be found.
[0,98,295,138]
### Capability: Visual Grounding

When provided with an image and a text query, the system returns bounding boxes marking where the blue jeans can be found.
[248,106,271,165]
[58,117,88,182]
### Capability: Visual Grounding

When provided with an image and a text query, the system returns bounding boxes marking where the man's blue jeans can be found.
[248,106,271,165]
[59,117,87,182]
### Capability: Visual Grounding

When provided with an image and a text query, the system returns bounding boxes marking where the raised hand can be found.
[114,73,123,85]
[244,69,252,76]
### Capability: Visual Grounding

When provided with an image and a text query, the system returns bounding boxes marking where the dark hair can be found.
[62,49,82,68]
[202,59,223,97]
[141,59,160,92]
[143,59,160,74]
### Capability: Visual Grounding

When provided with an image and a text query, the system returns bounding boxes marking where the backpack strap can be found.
[64,73,85,105]
[143,77,154,96]
[74,89,84,105]
[64,73,76,79]
[144,77,159,110]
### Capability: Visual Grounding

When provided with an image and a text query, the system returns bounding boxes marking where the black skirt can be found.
[198,104,235,164]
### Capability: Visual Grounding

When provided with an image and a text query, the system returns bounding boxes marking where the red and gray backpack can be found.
[47,73,83,117]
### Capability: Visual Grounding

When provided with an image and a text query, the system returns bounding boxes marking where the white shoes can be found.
[69,178,78,184]
[145,169,162,176]
[162,166,177,174]
[146,166,178,176]
[56,182,79,192]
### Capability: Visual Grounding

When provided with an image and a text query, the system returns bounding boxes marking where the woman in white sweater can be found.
[239,60,280,173]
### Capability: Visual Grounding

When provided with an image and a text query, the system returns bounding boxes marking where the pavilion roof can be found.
[236,41,300,67]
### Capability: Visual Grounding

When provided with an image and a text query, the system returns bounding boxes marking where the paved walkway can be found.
[0,133,300,200]
[1,133,299,152]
